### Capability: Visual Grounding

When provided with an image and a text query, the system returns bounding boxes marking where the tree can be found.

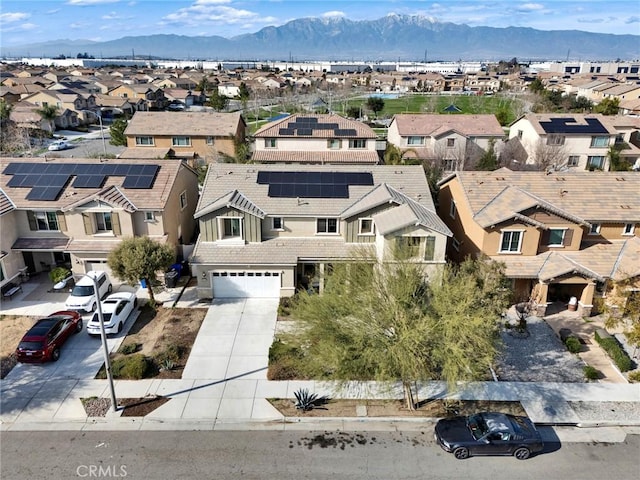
[531,138,570,171]
[36,104,59,133]
[528,78,545,94]
[238,82,251,110]
[285,254,509,409]
[197,76,211,94]
[0,99,12,124]
[346,105,360,119]
[608,143,630,171]
[107,236,175,304]
[208,88,229,111]
[109,118,128,146]
[366,96,385,117]
[594,97,620,115]
[476,139,498,171]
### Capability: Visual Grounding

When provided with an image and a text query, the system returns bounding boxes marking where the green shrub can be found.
[267,339,305,380]
[111,354,149,379]
[583,365,601,380]
[564,336,582,354]
[594,331,633,372]
[155,344,183,365]
[627,370,640,383]
[118,343,140,355]
[49,266,71,284]
[278,297,296,317]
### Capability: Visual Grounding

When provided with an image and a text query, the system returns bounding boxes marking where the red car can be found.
[15,311,83,363]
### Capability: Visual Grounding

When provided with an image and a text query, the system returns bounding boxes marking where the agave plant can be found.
[293,388,324,412]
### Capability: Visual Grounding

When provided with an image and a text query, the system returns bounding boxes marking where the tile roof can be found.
[391,114,504,137]
[196,164,435,219]
[61,185,137,213]
[12,237,70,251]
[511,113,617,136]
[195,190,265,220]
[118,147,171,159]
[124,111,243,137]
[254,113,377,139]
[0,157,188,211]
[446,169,640,223]
[251,150,380,164]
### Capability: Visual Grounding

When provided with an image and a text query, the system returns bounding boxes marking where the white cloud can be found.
[321,11,346,19]
[161,1,275,30]
[517,3,545,12]
[67,0,120,5]
[0,12,31,24]
[102,11,132,20]
[626,16,640,24]
[1,21,37,33]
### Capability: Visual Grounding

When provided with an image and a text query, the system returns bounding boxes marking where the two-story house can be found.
[21,89,98,127]
[122,111,246,164]
[386,114,504,171]
[252,114,379,165]
[508,114,618,171]
[0,157,198,285]
[190,164,452,299]
[438,168,640,316]
[107,84,167,110]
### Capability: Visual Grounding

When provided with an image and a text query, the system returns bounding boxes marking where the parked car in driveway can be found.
[48,140,72,151]
[434,412,544,460]
[15,311,83,363]
[65,270,112,313]
[87,292,137,336]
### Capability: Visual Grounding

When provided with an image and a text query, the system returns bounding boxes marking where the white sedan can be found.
[48,140,72,151]
[87,292,138,336]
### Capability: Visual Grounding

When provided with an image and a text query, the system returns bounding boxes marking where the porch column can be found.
[578,281,596,317]
[319,263,325,294]
[534,281,549,317]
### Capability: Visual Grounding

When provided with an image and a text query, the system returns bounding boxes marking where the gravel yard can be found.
[495,317,586,382]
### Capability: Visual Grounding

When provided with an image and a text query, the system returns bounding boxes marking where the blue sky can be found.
[1,0,638,47]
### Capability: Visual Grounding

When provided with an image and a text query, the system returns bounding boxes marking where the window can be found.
[327,139,341,149]
[172,136,191,146]
[587,156,605,169]
[446,138,455,147]
[396,237,420,257]
[443,158,457,171]
[272,217,283,230]
[452,237,461,252]
[264,138,277,148]
[590,136,609,148]
[348,139,366,149]
[589,223,601,235]
[623,223,635,235]
[547,135,565,146]
[358,218,374,235]
[34,211,59,231]
[499,230,522,253]
[449,201,457,219]
[145,211,155,222]
[179,191,187,210]
[517,130,523,139]
[548,228,565,246]
[135,136,153,146]
[206,136,214,145]
[407,136,425,146]
[95,212,112,232]
[424,236,436,261]
[567,156,580,167]
[220,218,242,239]
[316,218,338,234]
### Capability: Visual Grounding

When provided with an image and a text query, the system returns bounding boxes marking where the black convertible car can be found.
[434,412,544,460]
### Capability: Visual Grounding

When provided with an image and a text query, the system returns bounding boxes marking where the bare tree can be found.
[531,138,570,171]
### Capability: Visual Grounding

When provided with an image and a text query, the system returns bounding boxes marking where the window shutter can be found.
[56,211,67,231]
[111,212,121,235]
[82,213,93,234]
[563,229,573,246]
[27,210,37,231]
[541,229,550,245]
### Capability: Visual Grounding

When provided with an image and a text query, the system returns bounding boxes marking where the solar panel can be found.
[257,171,270,184]
[7,175,31,187]
[297,128,313,136]
[26,186,64,201]
[112,164,131,176]
[278,128,294,135]
[540,117,609,134]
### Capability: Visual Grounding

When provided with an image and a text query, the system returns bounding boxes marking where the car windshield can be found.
[91,313,112,323]
[467,414,489,440]
[71,285,94,296]
[18,341,43,350]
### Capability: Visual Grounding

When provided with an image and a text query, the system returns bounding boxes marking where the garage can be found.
[211,271,280,298]
[85,260,114,279]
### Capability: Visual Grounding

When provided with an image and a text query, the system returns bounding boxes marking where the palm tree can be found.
[36,104,59,133]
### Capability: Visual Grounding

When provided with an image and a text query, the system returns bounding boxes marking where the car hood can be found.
[435,417,475,443]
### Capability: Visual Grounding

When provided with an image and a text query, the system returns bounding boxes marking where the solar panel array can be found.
[539,117,609,135]
[3,162,160,201]
[257,171,373,199]
[277,116,357,137]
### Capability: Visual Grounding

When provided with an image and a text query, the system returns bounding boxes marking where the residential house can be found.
[252,113,380,165]
[609,116,640,170]
[386,114,504,171]
[0,157,198,286]
[190,163,452,299]
[437,169,640,316]
[122,111,246,164]
[508,114,618,171]
[107,84,167,110]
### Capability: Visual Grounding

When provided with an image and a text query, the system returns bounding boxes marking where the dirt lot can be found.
[0,315,36,378]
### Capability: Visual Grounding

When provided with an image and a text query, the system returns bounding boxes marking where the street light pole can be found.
[96,111,107,157]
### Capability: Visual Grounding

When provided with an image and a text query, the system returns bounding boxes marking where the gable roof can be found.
[61,185,137,213]
[124,111,243,137]
[254,113,376,139]
[195,190,265,219]
[510,113,617,136]
[251,150,379,164]
[391,114,504,137]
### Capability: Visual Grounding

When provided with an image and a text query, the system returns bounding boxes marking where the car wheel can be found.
[453,447,469,460]
[514,447,531,460]
[52,348,60,362]
[75,319,83,333]
[117,322,123,334]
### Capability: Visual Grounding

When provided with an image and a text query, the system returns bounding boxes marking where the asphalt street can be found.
[1,431,638,480]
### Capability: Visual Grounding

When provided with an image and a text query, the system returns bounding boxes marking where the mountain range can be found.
[3,15,638,61]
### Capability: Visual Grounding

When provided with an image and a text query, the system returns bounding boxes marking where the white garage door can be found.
[86,261,113,279]
[211,271,280,298]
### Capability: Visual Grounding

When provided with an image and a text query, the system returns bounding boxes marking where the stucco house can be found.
[438,168,640,316]
[0,157,198,287]
[386,114,504,171]
[190,163,452,300]
[252,114,380,165]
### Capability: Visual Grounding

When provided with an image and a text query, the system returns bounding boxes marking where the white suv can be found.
[65,271,112,312]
